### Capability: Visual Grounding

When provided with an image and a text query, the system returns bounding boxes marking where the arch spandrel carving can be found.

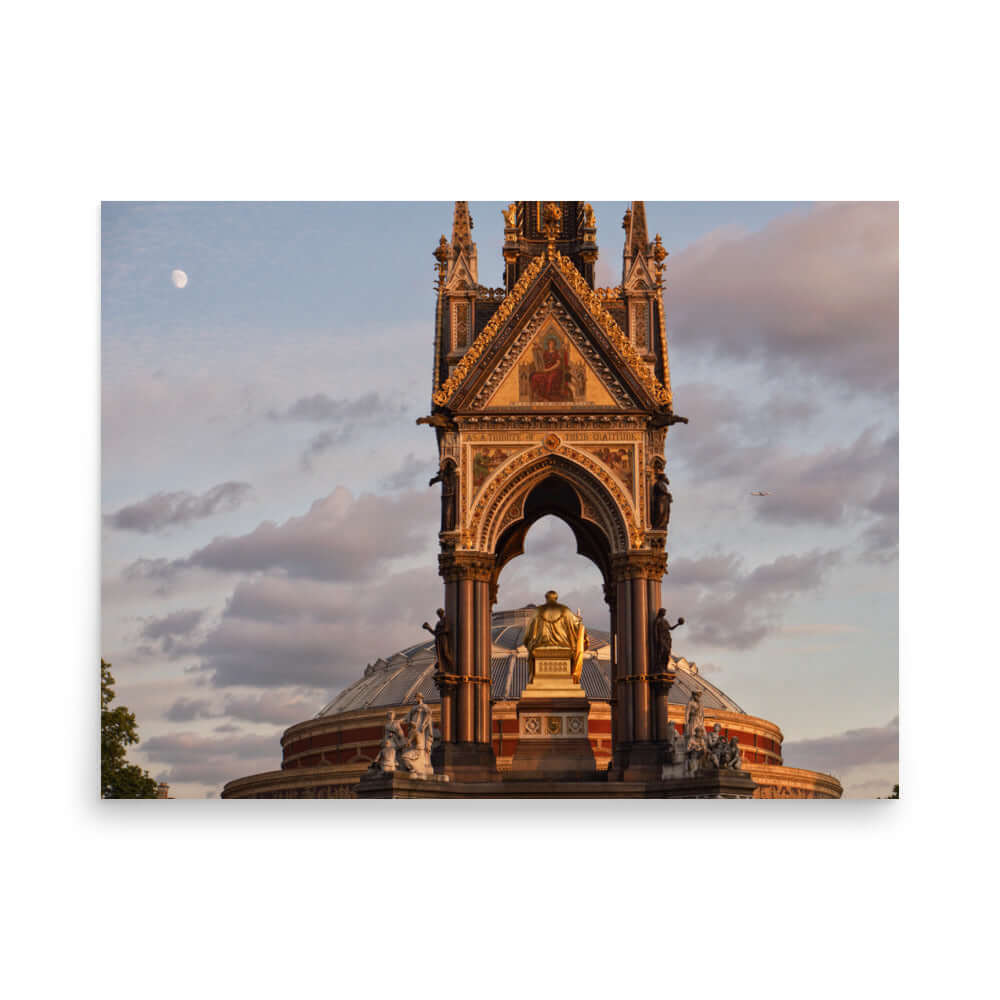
[471,445,638,556]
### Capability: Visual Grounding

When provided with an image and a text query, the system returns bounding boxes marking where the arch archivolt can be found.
[471,444,639,554]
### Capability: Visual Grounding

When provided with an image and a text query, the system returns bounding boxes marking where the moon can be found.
[171,269,188,289]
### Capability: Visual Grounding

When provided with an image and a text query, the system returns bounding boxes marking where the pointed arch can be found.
[473,447,634,572]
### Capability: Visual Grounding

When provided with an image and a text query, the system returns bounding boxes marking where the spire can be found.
[452,201,474,256]
[503,202,598,290]
[624,200,649,257]
[446,201,478,287]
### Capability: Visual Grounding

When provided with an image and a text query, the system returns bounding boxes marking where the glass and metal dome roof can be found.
[317,607,744,718]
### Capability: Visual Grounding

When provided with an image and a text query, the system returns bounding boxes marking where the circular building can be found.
[222,607,842,799]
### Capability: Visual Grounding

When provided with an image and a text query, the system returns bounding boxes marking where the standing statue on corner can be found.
[422,608,454,675]
[652,608,685,670]
[650,462,672,530]
[429,457,458,532]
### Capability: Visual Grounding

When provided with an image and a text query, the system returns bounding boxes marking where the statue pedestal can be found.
[511,646,594,780]
[519,646,586,700]
[510,651,595,780]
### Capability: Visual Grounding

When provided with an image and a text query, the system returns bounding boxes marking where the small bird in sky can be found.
[749,490,773,496]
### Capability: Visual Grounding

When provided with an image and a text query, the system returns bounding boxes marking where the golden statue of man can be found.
[523,590,586,683]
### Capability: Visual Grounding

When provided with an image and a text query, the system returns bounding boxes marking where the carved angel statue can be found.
[721,736,742,770]
[706,723,725,768]
[665,722,684,764]
[583,203,596,229]
[684,689,705,738]
[502,203,517,228]
[399,692,434,777]
[405,693,434,756]
[541,201,562,239]
[685,726,708,776]
[371,711,407,774]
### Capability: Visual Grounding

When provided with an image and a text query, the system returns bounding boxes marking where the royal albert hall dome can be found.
[222,607,842,798]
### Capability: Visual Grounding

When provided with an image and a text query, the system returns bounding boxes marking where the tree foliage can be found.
[101,659,159,798]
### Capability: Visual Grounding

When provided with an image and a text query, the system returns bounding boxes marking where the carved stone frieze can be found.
[551,251,672,408]
[433,254,546,406]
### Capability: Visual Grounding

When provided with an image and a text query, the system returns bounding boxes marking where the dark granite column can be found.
[609,550,669,781]
[435,551,499,781]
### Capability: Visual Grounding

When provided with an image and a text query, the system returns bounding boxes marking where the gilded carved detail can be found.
[433,254,546,406]
[470,444,638,553]
[551,251,672,408]
[433,249,672,410]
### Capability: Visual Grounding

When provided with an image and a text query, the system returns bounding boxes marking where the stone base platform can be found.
[355,770,757,799]
[509,695,596,781]
[609,742,669,783]
[429,741,501,783]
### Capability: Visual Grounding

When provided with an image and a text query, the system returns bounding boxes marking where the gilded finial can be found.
[653,233,668,284]
[542,201,562,250]
[433,235,449,290]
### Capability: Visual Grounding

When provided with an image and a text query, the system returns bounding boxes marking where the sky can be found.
[101,200,898,799]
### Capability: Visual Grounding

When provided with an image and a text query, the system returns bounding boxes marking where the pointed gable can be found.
[481,302,623,409]
[623,251,655,291]
[432,249,671,410]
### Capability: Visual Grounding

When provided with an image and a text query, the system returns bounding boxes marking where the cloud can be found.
[135,608,208,659]
[667,382,822,482]
[138,731,279,786]
[749,429,897,527]
[782,716,898,774]
[123,487,437,585]
[776,623,861,636]
[860,480,899,562]
[300,428,351,470]
[667,548,842,648]
[140,608,205,640]
[668,409,898,561]
[194,565,441,688]
[164,697,216,722]
[669,202,898,393]
[222,690,322,726]
[266,392,409,471]
[379,452,430,491]
[267,391,397,423]
[105,481,254,533]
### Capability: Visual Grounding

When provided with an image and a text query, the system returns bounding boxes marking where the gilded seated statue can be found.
[523,590,586,684]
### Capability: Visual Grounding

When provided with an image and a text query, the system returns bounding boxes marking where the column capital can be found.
[438,550,496,583]
[611,550,667,582]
